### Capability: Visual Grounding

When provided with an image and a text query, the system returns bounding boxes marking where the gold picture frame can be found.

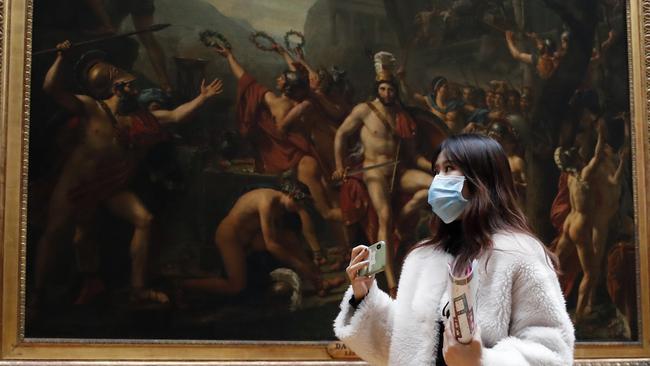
[0,0,649,364]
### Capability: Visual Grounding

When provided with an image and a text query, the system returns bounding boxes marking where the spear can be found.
[33,23,171,56]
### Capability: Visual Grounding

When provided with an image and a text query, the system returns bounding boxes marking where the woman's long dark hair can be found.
[422,134,559,273]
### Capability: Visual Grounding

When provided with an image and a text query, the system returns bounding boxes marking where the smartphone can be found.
[358,241,387,276]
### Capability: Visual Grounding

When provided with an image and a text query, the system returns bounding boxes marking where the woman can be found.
[334,134,574,365]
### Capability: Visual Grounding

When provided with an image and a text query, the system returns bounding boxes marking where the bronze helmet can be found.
[74,50,135,100]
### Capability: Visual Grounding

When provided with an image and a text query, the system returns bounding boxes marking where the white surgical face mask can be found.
[427,174,468,224]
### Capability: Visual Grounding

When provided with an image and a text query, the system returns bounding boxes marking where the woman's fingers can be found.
[346,260,369,279]
[350,247,368,266]
[350,245,367,259]
[346,246,370,281]
[444,319,458,347]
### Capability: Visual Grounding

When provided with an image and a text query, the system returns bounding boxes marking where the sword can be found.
[345,160,400,177]
[33,23,172,56]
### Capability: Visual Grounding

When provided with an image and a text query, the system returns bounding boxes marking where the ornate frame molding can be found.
[0,0,649,364]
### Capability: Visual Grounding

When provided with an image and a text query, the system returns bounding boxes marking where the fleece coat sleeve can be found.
[333,281,394,366]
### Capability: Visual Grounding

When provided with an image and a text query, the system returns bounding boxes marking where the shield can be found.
[404,106,450,159]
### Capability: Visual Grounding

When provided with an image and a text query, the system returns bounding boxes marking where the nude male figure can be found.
[275,45,351,173]
[181,188,341,296]
[332,80,433,296]
[591,124,628,298]
[213,43,342,223]
[505,30,562,80]
[33,40,222,310]
[554,122,606,322]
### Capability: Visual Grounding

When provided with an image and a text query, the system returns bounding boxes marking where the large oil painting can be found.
[1,0,650,363]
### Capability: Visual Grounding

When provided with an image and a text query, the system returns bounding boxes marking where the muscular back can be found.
[219,189,282,243]
[567,173,593,214]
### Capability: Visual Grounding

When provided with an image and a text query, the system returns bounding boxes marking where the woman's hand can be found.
[442,321,482,366]
[345,245,374,301]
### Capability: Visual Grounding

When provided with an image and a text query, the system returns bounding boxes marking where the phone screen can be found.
[359,241,387,276]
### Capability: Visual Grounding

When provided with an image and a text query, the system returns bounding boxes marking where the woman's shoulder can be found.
[407,239,442,255]
[490,230,549,263]
[403,240,449,266]
[399,241,452,290]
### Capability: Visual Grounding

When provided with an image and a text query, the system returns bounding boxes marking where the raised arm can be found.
[332,104,366,180]
[335,244,438,365]
[293,47,317,78]
[582,121,605,181]
[505,31,533,65]
[214,45,244,80]
[43,41,90,116]
[397,66,429,108]
[152,78,223,124]
[592,30,617,62]
[272,44,297,71]
[601,30,617,52]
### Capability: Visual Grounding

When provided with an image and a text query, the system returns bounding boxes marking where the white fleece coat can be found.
[334,232,575,365]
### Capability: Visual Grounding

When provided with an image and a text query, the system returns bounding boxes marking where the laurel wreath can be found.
[199,30,231,50]
[284,30,305,53]
[249,31,278,52]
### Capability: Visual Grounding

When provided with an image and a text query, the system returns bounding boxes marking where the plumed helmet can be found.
[374,51,397,83]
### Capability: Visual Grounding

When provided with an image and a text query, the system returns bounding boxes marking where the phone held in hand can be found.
[358,241,387,276]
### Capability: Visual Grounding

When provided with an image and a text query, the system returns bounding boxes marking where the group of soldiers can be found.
[32,5,633,330]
